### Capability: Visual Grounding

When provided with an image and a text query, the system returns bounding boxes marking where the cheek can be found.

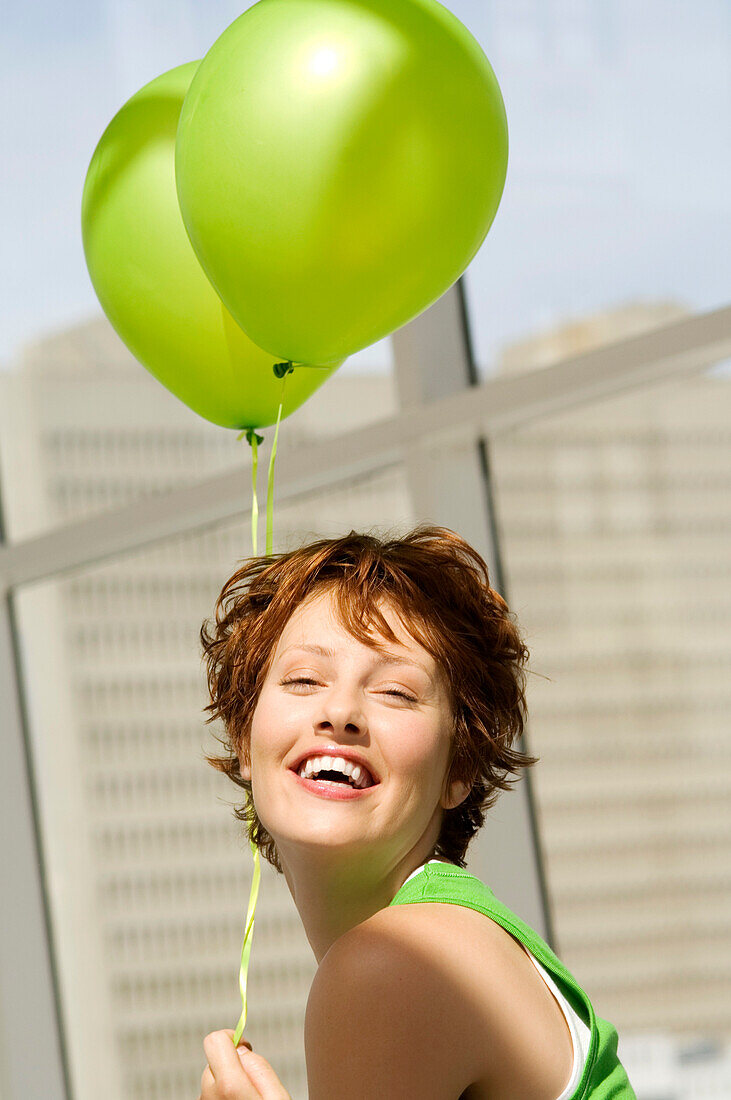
[249,691,298,756]
[389,722,445,781]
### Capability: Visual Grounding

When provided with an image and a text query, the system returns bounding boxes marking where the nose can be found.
[313,687,366,737]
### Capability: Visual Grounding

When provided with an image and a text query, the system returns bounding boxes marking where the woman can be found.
[197,525,636,1099]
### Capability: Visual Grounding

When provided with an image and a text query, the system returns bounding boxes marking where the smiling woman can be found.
[200,525,534,881]
[198,525,636,1099]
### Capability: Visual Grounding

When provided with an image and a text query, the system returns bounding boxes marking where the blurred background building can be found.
[1,296,729,1098]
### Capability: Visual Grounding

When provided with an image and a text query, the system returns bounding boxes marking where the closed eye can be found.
[279,677,417,702]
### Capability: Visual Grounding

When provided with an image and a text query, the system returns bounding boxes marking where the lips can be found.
[289,747,380,786]
[291,770,376,800]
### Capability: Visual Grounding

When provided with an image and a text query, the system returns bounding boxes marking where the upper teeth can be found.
[297,755,372,789]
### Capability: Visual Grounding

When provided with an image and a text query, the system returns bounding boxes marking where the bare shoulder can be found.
[310,900,575,1100]
[305,902,486,1099]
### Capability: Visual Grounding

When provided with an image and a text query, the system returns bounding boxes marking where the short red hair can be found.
[200,524,539,872]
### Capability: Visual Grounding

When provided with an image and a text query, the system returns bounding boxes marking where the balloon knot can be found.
[273,360,295,379]
[241,428,264,447]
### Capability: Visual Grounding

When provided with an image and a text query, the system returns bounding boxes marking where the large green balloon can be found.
[175,0,508,366]
[81,61,342,430]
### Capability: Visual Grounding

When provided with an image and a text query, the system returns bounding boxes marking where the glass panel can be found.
[13,463,414,1100]
[453,2,730,376]
[487,361,731,1092]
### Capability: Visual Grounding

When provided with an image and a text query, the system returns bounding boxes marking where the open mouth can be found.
[290,756,379,790]
[290,767,377,787]
[289,766,379,797]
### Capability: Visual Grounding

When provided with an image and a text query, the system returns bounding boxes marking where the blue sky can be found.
[1,0,729,376]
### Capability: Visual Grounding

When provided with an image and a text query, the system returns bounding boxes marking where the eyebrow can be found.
[279,643,430,676]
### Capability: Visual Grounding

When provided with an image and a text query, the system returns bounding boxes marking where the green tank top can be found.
[388,860,636,1099]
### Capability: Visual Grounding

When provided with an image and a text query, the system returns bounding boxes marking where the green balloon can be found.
[81,61,343,431]
[175,0,508,366]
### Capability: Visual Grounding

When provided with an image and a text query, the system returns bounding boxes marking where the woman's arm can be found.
[304,918,485,1100]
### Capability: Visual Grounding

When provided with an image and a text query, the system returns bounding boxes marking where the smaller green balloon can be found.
[81,61,343,431]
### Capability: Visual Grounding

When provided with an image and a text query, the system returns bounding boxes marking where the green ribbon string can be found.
[266,373,287,555]
[231,366,290,1048]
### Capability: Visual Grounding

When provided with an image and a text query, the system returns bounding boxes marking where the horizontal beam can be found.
[1,302,729,594]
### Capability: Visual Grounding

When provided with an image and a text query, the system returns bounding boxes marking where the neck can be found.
[279,844,442,965]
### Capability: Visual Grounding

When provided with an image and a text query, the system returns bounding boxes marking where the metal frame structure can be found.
[1,291,729,1099]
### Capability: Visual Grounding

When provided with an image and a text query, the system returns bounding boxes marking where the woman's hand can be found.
[198,1029,291,1099]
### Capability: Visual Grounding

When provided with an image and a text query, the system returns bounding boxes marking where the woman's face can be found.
[242,587,463,871]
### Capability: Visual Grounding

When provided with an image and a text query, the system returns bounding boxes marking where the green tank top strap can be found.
[389,861,636,1100]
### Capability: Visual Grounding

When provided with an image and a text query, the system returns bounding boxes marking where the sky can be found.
[1,0,729,377]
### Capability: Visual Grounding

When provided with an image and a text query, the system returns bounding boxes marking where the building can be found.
[0,299,728,1098]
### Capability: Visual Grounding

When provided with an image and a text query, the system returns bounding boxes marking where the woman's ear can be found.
[442,776,472,811]
[441,757,477,811]
[238,741,252,782]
